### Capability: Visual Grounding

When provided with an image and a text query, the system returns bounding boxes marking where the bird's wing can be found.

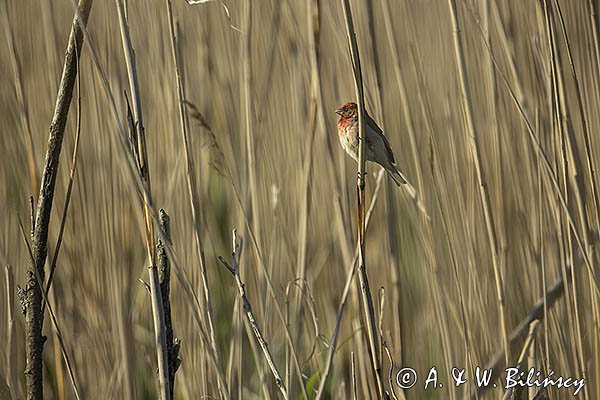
[366,112,396,164]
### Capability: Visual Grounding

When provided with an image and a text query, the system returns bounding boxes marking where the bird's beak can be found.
[335,108,343,116]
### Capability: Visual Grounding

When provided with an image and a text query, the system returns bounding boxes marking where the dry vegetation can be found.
[1,0,600,399]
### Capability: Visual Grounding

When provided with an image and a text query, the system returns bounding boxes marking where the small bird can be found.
[336,102,407,186]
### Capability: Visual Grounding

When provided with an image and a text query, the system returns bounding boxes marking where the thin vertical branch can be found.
[114,1,169,398]
[23,1,92,398]
[340,0,385,397]
[219,231,288,399]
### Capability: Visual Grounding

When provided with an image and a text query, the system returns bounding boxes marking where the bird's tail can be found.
[387,167,407,186]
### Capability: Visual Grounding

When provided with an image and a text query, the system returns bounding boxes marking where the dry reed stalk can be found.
[243,300,274,399]
[22,0,92,398]
[226,297,243,399]
[470,0,600,297]
[5,265,18,399]
[553,0,600,390]
[489,1,526,107]
[40,0,60,95]
[496,24,598,395]
[447,0,510,367]
[340,0,385,397]
[1,1,39,196]
[43,45,83,312]
[406,11,472,398]
[588,0,600,279]
[17,219,81,400]
[315,169,385,400]
[501,320,540,400]
[364,11,408,395]
[351,351,357,400]
[239,3,281,394]
[241,0,260,244]
[540,0,580,377]
[219,230,288,399]
[164,1,222,397]
[43,43,83,400]
[183,101,308,399]
[287,0,322,393]
[114,1,169,397]
[542,3,589,397]
[466,230,597,400]
[182,103,307,398]
[383,342,400,400]
[465,14,600,391]
[58,5,231,394]
[408,43,470,397]
[376,0,403,360]
[382,5,463,399]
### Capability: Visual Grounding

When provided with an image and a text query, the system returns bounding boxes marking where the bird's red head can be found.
[335,102,358,118]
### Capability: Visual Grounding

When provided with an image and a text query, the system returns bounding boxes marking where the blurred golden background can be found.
[1,0,599,399]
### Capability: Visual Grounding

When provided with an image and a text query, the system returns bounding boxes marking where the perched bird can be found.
[336,102,407,186]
